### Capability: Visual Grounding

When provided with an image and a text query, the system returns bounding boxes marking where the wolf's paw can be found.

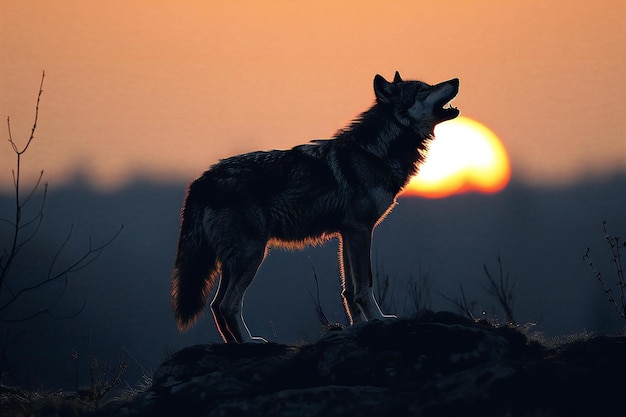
[243,335,268,344]
[364,312,397,321]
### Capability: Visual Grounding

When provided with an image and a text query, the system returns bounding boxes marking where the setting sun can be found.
[403,116,511,198]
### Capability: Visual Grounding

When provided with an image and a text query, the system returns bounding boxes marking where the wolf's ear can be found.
[393,71,403,83]
[374,74,396,104]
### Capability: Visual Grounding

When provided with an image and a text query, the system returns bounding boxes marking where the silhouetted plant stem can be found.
[441,284,480,321]
[482,257,516,325]
[308,262,339,329]
[0,71,122,322]
[0,72,45,299]
[584,221,626,320]
[443,257,517,326]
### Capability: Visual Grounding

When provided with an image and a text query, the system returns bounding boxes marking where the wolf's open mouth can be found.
[435,98,459,120]
[434,79,460,121]
[442,101,457,112]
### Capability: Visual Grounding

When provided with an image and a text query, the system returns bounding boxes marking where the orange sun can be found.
[402,116,511,198]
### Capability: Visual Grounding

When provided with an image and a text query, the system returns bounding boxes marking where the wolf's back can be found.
[172,188,218,332]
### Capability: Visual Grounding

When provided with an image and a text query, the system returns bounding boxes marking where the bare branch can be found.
[1,70,121,326]
[6,117,17,153]
[7,71,45,156]
[0,217,16,227]
[1,72,46,297]
[1,299,86,323]
[21,170,45,208]
[48,299,87,320]
[11,182,48,259]
[47,224,74,280]
[56,225,124,276]
[0,225,123,316]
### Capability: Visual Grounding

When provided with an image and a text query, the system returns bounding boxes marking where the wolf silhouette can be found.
[173,71,459,342]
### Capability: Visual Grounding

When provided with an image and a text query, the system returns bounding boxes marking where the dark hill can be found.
[120,311,625,417]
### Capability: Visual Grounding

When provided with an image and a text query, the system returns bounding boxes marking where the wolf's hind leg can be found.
[342,230,396,321]
[217,244,268,343]
[210,273,238,343]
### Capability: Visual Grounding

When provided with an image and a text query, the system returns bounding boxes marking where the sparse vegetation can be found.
[442,257,518,327]
[441,283,482,321]
[584,220,626,321]
[401,264,432,313]
[0,347,153,417]
[0,72,122,384]
[72,345,127,408]
[310,256,521,331]
[309,258,433,331]
[0,73,151,417]
[309,263,346,330]
[373,259,395,313]
[0,71,122,322]
[482,257,517,326]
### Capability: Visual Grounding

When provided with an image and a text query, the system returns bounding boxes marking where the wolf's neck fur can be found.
[334,103,429,191]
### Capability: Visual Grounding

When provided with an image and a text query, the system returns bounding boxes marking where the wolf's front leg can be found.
[341,230,396,321]
[339,238,366,324]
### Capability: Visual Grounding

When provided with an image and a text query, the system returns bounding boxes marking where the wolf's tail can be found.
[172,197,218,332]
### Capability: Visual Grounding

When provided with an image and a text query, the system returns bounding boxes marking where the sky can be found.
[1,0,625,192]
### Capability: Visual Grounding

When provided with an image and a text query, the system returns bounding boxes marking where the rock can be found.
[121,311,626,417]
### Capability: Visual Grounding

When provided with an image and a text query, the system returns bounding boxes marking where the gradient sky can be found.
[1,1,625,191]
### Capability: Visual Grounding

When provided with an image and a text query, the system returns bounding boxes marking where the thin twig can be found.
[585,221,626,319]
[1,71,46,296]
[21,170,45,207]
[12,182,48,258]
[308,262,331,328]
[482,257,516,325]
[0,225,124,316]
[47,224,75,280]
[403,264,432,313]
[441,284,479,321]
[7,71,45,156]
[603,221,626,315]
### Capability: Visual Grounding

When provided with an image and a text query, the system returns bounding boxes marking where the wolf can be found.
[172,71,459,343]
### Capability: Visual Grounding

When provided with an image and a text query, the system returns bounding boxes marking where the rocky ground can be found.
[3,311,625,416]
[118,311,625,417]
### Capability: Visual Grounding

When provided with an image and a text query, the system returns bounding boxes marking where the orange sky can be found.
[1,0,625,191]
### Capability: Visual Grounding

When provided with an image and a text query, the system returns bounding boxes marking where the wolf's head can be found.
[374,71,459,137]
